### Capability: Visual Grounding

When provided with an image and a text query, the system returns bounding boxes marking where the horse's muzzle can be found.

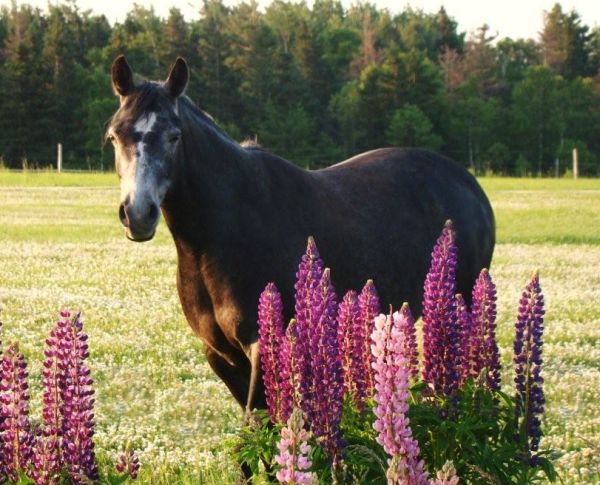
[119,199,159,242]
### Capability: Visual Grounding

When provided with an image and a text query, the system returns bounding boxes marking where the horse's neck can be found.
[161,112,253,247]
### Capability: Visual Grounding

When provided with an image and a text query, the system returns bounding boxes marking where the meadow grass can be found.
[0,173,599,483]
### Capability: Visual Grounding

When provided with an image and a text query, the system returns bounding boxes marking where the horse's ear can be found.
[111,55,134,97]
[165,57,189,98]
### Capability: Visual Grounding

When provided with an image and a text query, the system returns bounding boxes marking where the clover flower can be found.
[0,343,33,482]
[275,408,317,485]
[258,282,287,423]
[371,313,429,485]
[422,220,461,396]
[294,237,325,422]
[337,290,360,401]
[308,269,343,459]
[358,280,380,399]
[514,272,545,458]
[58,310,99,482]
[468,269,501,390]
[116,449,140,479]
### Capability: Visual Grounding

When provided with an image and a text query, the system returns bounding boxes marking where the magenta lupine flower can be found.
[397,303,419,380]
[275,408,317,485]
[31,322,64,483]
[294,237,325,422]
[280,319,300,421]
[455,293,471,386]
[371,313,429,485]
[337,290,360,400]
[514,273,545,459]
[258,282,287,423]
[116,449,141,479]
[0,343,33,482]
[308,269,344,459]
[422,220,461,396]
[358,280,381,399]
[58,310,99,482]
[467,269,501,390]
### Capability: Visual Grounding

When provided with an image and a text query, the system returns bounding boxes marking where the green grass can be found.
[0,173,599,483]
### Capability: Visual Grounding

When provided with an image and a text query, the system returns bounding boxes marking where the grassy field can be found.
[0,171,599,484]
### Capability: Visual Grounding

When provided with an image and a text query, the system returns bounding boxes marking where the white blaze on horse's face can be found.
[109,55,189,242]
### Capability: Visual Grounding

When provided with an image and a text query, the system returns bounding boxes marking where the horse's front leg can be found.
[244,341,267,423]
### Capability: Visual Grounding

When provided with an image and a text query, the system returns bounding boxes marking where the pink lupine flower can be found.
[0,343,33,482]
[358,280,381,399]
[431,460,460,485]
[258,282,287,423]
[371,313,429,485]
[275,408,317,485]
[422,220,461,396]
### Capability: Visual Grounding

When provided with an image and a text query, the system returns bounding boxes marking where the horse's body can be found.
[108,56,495,412]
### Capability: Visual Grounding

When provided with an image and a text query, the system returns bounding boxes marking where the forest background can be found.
[0,0,598,175]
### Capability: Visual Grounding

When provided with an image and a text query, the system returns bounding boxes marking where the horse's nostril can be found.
[119,204,129,227]
[148,204,159,220]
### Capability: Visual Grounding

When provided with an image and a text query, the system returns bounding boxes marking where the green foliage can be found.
[385,104,442,150]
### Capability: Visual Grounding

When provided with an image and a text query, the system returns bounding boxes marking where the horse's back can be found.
[305,147,495,312]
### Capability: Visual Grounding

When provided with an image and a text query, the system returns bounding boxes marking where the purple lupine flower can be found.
[337,290,360,400]
[397,303,419,380]
[358,280,380,399]
[275,408,317,485]
[116,449,141,480]
[468,269,501,390]
[31,321,64,483]
[58,310,99,483]
[309,269,344,460]
[371,313,429,485]
[258,282,287,423]
[514,272,545,458]
[455,293,471,386]
[0,343,33,482]
[294,237,325,423]
[422,220,461,396]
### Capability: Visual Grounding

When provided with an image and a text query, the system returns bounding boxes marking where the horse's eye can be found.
[168,132,181,144]
[107,134,116,143]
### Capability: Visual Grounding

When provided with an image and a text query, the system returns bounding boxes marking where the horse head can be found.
[107,55,189,242]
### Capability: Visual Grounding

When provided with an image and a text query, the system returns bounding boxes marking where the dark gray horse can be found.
[107,55,495,414]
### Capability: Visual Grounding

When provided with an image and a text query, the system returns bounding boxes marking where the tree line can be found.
[0,0,598,175]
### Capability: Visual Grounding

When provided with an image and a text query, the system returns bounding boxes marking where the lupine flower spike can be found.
[455,293,471,386]
[116,449,140,479]
[58,311,99,482]
[275,408,317,485]
[431,460,460,485]
[514,272,545,462]
[0,343,33,482]
[468,269,501,390]
[371,313,429,485]
[280,319,301,418]
[422,220,461,396]
[337,290,360,401]
[309,268,344,460]
[397,303,419,380]
[358,280,381,399]
[258,282,287,423]
[294,237,325,423]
